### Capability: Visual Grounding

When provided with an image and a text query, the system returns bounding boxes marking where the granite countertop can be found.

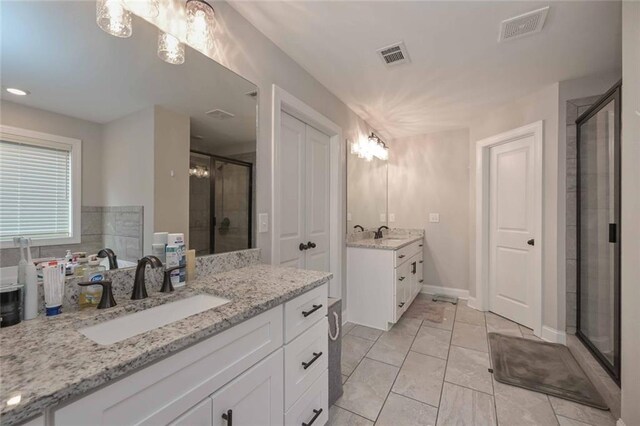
[0,264,332,425]
[346,235,423,250]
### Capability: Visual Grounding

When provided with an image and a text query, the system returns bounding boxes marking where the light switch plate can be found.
[429,213,440,223]
[389,213,396,223]
[258,213,269,233]
[380,213,386,222]
[347,212,352,221]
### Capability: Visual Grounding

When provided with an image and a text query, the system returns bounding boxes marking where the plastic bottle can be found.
[74,254,89,278]
[166,233,186,288]
[23,239,38,320]
[78,255,106,309]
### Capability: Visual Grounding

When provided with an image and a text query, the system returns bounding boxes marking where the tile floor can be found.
[330,294,618,426]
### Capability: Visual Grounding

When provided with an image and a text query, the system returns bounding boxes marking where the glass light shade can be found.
[96,0,132,38]
[186,0,215,52]
[158,32,185,65]
[124,0,159,18]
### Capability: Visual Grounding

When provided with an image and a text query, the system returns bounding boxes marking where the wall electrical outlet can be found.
[347,213,352,221]
[389,213,396,223]
[258,213,269,233]
[380,213,386,222]
[429,213,440,223]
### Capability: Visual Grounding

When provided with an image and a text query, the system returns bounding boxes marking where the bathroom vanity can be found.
[346,233,424,331]
[0,257,331,426]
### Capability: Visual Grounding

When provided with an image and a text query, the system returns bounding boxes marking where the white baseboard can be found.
[421,284,469,300]
[541,325,567,344]
[616,419,626,426]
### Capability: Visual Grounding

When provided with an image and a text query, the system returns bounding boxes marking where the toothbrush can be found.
[24,238,38,320]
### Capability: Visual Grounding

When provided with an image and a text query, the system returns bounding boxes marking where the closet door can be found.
[279,113,307,268]
[304,125,331,272]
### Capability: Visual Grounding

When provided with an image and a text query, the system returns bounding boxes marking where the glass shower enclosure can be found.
[189,152,252,256]
[576,81,621,383]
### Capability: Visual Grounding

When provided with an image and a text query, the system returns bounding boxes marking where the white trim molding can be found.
[541,326,567,345]
[474,120,544,337]
[420,284,469,300]
[271,85,344,300]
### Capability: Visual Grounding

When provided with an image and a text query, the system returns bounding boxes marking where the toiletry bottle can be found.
[166,233,186,288]
[78,255,106,309]
[24,239,38,320]
[74,254,89,278]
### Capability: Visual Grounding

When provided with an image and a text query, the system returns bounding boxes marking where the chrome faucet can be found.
[97,248,118,270]
[132,255,163,300]
[374,226,389,239]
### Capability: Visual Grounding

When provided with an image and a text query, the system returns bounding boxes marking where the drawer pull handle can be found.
[302,352,323,369]
[302,304,323,317]
[419,244,423,247]
[222,409,233,425]
[419,279,424,283]
[419,260,423,264]
[398,277,405,281]
[398,254,406,259]
[302,408,323,426]
[398,302,405,308]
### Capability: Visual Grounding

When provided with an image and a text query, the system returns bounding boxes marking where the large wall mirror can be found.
[346,141,388,233]
[0,1,258,268]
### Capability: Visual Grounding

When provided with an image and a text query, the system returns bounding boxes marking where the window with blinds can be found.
[0,126,81,246]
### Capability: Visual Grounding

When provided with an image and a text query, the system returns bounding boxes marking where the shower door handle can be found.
[609,224,617,243]
[527,239,535,246]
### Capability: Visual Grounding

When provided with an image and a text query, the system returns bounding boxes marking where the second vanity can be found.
[0,251,332,426]
[347,232,424,331]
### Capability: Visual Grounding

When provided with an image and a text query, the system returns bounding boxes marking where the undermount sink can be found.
[79,294,230,345]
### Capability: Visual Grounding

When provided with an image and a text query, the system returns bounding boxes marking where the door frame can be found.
[271,85,343,299]
[474,121,543,337]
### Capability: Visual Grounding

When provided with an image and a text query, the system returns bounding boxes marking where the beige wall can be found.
[389,129,470,291]
[153,106,190,248]
[468,83,561,331]
[0,100,103,206]
[102,107,155,255]
[621,2,640,425]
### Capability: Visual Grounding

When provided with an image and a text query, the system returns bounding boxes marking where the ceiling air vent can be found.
[376,41,411,67]
[206,109,235,120]
[499,6,549,42]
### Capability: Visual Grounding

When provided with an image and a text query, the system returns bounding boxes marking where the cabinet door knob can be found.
[398,276,405,281]
[398,254,406,259]
[398,302,405,308]
[222,409,233,425]
[299,243,308,251]
[527,239,535,246]
[308,241,317,249]
[302,408,323,426]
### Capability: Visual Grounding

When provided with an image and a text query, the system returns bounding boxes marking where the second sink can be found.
[79,294,230,345]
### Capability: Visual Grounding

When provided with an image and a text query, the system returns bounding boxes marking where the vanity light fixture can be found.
[186,0,215,53]
[158,31,186,65]
[124,0,159,18]
[96,0,132,38]
[5,88,30,96]
[351,132,389,161]
[189,165,209,178]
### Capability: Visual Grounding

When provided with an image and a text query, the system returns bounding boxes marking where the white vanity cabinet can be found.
[348,238,424,330]
[51,284,328,426]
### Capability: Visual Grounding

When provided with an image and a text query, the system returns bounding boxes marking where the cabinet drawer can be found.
[55,307,283,426]
[284,284,328,343]
[169,398,212,426]
[394,240,423,267]
[284,317,328,410]
[210,349,284,426]
[285,369,328,426]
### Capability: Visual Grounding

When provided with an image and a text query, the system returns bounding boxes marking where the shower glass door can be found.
[576,82,621,382]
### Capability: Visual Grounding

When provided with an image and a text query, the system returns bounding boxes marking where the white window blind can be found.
[0,137,73,242]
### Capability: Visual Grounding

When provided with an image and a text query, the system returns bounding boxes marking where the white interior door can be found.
[489,136,536,328]
[278,113,306,268]
[304,125,330,272]
[278,112,331,272]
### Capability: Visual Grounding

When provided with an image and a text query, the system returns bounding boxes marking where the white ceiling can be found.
[1,1,257,147]
[230,1,622,139]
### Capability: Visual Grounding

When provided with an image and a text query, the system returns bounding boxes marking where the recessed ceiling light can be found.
[5,88,30,96]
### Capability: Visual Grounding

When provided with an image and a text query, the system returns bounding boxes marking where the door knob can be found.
[299,243,309,251]
[307,241,317,249]
[527,239,535,246]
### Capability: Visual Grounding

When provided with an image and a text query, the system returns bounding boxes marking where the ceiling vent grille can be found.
[376,41,411,67]
[499,6,549,42]
[206,109,235,120]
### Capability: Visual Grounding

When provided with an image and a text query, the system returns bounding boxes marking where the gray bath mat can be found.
[488,333,609,410]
